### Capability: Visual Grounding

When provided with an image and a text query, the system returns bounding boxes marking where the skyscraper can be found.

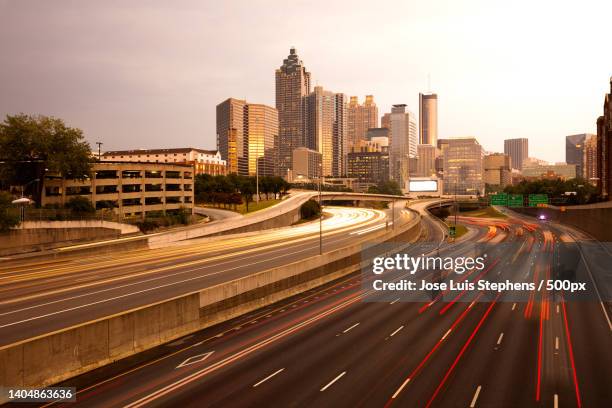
[443,138,485,196]
[419,93,438,146]
[566,134,594,178]
[484,153,511,187]
[583,134,598,184]
[303,86,348,177]
[216,98,247,175]
[416,144,438,177]
[347,95,378,148]
[504,138,529,170]
[245,104,279,177]
[275,47,311,178]
[216,98,278,176]
[387,104,418,189]
[597,77,612,200]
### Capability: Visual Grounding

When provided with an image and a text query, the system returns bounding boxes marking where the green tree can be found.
[0,114,92,203]
[65,196,95,216]
[300,199,321,220]
[238,177,256,212]
[0,192,20,232]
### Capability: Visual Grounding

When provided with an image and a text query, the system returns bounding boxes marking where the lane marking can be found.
[496,332,504,345]
[342,323,360,333]
[390,298,400,305]
[392,377,411,399]
[554,394,559,408]
[512,303,516,311]
[389,326,404,337]
[441,329,451,340]
[320,371,346,392]
[253,368,284,388]
[470,385,482,408]
[175,351,214,369]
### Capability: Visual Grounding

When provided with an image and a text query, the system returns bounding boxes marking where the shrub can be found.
[300,199,321,220]
[65,196,95,215]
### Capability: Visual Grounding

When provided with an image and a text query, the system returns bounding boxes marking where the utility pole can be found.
[319,157,323,255]
[96,142,103,160]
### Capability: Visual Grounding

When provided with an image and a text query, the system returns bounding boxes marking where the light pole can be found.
[96,142,103,160]
[319,158,323,255]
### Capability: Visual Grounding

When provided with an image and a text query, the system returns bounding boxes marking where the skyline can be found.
[1,0,611,163]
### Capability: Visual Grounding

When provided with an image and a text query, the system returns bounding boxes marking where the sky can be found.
[1,0,611,163]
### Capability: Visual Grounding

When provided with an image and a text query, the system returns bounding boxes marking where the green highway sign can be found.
[490,193,508,206]
[449,226,456,237]
[508,194,523,207]
[528,194,548,207]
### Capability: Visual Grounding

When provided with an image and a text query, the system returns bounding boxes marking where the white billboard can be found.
[409,180,438,192]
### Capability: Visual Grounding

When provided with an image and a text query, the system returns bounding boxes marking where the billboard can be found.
[409,180,438,192]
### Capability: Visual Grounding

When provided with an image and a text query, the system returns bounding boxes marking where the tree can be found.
[0,114,92,204]
[300,199,321,220]
[238,177,256,212]
[65,196,95,216]
[0,192,20,232]
[375,180,403,196]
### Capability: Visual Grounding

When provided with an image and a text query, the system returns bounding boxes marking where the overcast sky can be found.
[1,0,610,162]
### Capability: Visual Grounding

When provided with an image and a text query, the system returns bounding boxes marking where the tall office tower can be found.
[366,127,389,140]
[504,138,529,170]
[387,104,418,188]
[597,77,612,200]
[443,138,485,196]
[583,134,598,184]
[381,113,391,130]
[303,86,348,177]
[216,98,247,175]
[566,134,594,178]
[216,98,278,176]
[484,153,512,187]
[347,95,378,148]
[416,144,438,177]
[419,93,438,146]
[246,104,279,177]
[275,47,311,178]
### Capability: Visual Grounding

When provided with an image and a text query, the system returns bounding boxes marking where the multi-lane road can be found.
[0,202,411,345]
[2,202,611,407]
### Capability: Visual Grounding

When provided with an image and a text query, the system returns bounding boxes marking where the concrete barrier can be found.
[0,214,421,391]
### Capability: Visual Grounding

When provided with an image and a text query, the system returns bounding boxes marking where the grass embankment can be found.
[445,222,468,239]
[460,206,507,219]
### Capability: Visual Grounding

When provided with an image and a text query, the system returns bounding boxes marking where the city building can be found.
[275,47,311,178]
[42,162,194,219]
[347,95,378,148]
[216,98,279,177]
[387,104,418,189]
[484,153,511,187]
[347,141,389,187]
[291,147,322,181]
[366,127,389,140]
[597,77,612,200]
[381,113,390,130]
[504,138,529,170]
[101,148,226,176]
[303,86,348,177]
[566,134,595,178]
[584,134,598,184]
[415,144,438,177]
[442,138,485,196]
[216,98,247,175]
[419,93,438,146]
[521,162,577,180]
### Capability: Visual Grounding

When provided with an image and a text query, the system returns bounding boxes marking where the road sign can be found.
[528,194,548,207]
[490,193,508,206]
[449,226,456,237]
[508,194,523,207]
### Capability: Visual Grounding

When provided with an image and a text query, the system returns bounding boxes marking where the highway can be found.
[28,204,610,408]
[0,202,411,345]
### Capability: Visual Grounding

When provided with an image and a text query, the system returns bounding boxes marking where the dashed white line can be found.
[392,377,411,398]
[390,298,400,305]
[470,385,482,407]
[512,303,516,311]
[554,394,559,408]
[389,326,404,337]
[496,332,504,345]
[343,323,360,333]
[555,336,559,350]
[556,304,560,314]
[320,371,346,391]
[253,368,284,387]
